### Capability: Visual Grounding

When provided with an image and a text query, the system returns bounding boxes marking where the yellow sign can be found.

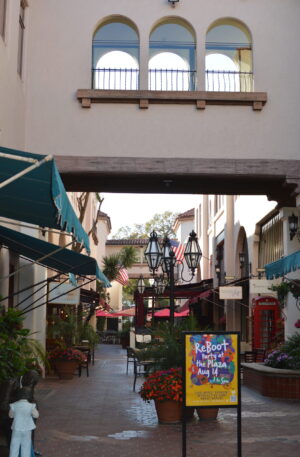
[185,333,239,407]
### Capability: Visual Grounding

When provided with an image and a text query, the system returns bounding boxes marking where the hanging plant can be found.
[269,282,290,307]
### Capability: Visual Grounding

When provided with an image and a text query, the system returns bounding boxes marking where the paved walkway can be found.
[35,344,300,457]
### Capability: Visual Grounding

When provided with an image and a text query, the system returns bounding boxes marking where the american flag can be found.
[170,239,185,263]
[115,267,129,286]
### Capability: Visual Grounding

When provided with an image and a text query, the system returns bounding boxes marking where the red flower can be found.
[139,368,183,403]
[48,347,86,363]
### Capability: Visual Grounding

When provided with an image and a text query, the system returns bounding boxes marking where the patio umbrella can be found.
[154,308,189,317]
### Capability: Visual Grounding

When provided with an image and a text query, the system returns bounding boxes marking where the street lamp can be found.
[161,237,177,325]
[144,230,202,327]
[288,213,300,241]
[144,230,162,274]
[184,230,202,276]
[151,276,166,326]
[239,252,245,270]
[137,275,145,294]
[154,276,165,295]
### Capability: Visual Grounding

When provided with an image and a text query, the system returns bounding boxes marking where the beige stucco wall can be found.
[0,0,27,149]
[12,0,298,163]
[105,244,151,279]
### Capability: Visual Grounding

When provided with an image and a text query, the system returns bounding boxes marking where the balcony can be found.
[78,68,266,110]
[205,70,253,92]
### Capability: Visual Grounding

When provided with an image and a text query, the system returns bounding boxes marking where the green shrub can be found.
[0,308,46,381]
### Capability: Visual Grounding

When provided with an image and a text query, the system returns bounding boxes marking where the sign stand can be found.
[182,331,242,457]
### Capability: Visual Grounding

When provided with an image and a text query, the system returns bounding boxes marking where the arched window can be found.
[92,18,139,90]
[206,19,253,92]
[149,19,196,91]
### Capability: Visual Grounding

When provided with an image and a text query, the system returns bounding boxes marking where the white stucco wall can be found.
[15,0,300,163]
[0,0,27,149]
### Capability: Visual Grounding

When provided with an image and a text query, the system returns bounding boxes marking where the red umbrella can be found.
[154,308,189,317]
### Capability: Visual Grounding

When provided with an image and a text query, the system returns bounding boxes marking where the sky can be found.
[101,193,201,237]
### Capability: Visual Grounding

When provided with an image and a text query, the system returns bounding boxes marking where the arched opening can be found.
[206,18,253,92]
[149,19,196,91]
[148,52,190,91]
[92,18,139,90]
[96,50,139,90]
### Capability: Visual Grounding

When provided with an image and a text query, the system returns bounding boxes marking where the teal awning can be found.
[265,250,300,279]
[0,146,90,253]
[0,225,111,287]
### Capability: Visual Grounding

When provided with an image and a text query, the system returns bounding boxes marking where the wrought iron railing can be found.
[148,69,196,91]
[205,70,253,92]
[92,68,254,92]
[92,68,139,90]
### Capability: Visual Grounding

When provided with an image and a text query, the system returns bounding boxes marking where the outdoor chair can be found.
[133,359,154,392]
[126,347,136,374]
[74,346,90,377]
[132,349,155,391]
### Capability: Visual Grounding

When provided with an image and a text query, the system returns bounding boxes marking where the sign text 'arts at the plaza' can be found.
[184,333,239,407]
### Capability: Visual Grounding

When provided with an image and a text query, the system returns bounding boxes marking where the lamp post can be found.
[137,275,145,294]
[152,276,165,327]
[161,237,177,326]
[144,229,202,328]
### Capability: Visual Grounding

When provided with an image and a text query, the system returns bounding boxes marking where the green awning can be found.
[0,225,111,287]
[265,250,300,279]
[0,146,90,253]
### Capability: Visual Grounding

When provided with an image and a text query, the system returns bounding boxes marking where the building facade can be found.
[1,1,300,346]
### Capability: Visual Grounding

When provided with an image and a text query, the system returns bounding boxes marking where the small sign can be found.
[184,333,239,407]
[249,279,277,296]
[219,286,242,300]
[48,282,80,305]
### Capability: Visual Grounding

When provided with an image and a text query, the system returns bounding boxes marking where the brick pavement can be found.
[34,344,300,457]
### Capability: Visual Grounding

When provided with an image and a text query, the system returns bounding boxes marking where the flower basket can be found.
[48,347,87,380]
[139,368,183,423]
[154,399,182,423]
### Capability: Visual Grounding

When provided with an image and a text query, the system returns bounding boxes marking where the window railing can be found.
[205,70,253,92]
[92,68,254,92]
[148,69,196,91]
[92,68,139,90]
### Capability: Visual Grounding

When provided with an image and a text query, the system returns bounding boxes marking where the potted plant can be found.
[139,367,183,423]
[0,308,47,455]
[48,347,87,379]
[137,318,206,422]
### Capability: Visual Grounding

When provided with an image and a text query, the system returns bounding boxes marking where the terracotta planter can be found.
[196,407,219,420]
[154,399,182,424]
[54,360,79,379]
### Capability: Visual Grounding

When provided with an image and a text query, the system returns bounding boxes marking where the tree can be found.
[102,246,138,281]
[113,211,178,239]
[145,211,178,238]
